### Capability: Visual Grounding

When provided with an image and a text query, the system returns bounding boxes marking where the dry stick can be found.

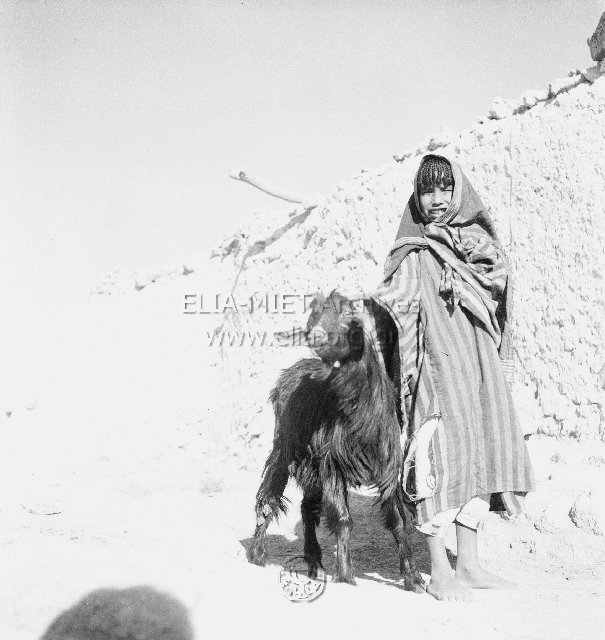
[214,173,318,408]
[21,504,62,516]
[218,168,320,350]
[209,171,320,446]
[217,173,299,434]
[229,168,320,210]
[224,167,321,315]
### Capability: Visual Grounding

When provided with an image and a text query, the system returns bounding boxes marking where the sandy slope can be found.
[1,265,603,640]
[2,420,604,640]
[1,285,604,640]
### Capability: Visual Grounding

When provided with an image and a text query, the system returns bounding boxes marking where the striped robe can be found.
[372,153,535,525]
[372,247,535,526]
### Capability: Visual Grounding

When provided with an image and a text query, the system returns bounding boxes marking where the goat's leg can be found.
[301,485,323,578]
[248,447,290,566]
[395,490,426,590]
[324,476,356,585]
[381,491,426,593]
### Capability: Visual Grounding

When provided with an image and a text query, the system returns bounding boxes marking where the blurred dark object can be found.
[41,586,193,640]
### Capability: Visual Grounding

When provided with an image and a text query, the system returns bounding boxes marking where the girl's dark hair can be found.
[417,156,454,192]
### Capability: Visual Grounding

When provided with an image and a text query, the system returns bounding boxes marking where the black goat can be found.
[247,290,424,591]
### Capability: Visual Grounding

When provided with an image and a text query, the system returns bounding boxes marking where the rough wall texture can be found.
[85,71,605,444]
[211,74,605,441]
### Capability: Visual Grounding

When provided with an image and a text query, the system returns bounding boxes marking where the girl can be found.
[373,153,535,601]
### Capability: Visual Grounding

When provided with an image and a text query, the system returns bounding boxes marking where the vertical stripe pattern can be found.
[375,249,535,525]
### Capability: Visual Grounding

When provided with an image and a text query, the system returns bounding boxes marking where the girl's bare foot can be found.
[456,565,517,589]
[427,573,474,601]
[454,521,516,589]
[423,532,474,601]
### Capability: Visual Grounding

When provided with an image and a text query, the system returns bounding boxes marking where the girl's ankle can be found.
[430,566,455,582]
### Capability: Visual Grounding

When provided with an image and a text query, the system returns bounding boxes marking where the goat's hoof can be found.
[332,574,357,585]
[306,561,324,580]
[411,581,426,594]
[247,548,267,567]
[401,574,426,594]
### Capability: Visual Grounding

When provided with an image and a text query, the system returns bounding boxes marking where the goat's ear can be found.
[310,291,327,310]
[329,287,353,306]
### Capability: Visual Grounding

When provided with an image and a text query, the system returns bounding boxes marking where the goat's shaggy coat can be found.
[247,292,424,590]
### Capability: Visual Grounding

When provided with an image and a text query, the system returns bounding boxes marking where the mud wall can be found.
[219,74,605,441]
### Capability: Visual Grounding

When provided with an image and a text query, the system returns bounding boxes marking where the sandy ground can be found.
[2,412,604,640]
[1,290,604,639]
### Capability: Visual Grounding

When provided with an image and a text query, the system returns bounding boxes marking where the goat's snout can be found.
[306,325,329,347]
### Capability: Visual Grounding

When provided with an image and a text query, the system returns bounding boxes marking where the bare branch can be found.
[229,168,320,209]
[21,504,62,516]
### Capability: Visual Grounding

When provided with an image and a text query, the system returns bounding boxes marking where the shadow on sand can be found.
[239,492,458,592]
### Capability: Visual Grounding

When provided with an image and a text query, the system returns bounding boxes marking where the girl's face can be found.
[419,183,453,221]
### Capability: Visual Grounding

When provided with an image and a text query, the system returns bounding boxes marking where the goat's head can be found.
[305,290,365,367]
